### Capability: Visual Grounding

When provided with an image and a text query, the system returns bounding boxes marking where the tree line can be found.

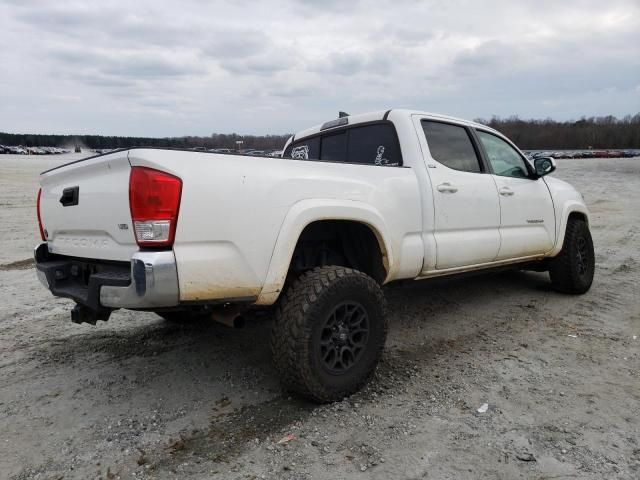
[1,114,638,150]
[0,132,292,151]
[474,114,640,150]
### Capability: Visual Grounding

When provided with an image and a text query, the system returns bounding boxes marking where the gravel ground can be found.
[0,154,638,480]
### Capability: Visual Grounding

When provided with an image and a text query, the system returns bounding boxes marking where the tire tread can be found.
[549,218,594,294]
[270,266,387,402]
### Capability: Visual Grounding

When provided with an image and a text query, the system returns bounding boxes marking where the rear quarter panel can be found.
[128,149,423,303]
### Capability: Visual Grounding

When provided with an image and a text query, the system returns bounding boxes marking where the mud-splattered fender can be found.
[545,176,590,257]
[255,199,417,305]
[549,201,590,256]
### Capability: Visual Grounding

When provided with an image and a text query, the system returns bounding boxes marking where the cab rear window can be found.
[283,122,402,166]
[320,131,346,162]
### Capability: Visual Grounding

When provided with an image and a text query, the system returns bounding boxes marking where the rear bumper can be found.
[34,243,180,311]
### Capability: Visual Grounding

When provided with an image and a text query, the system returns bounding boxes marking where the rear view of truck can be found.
[35,151,183,323]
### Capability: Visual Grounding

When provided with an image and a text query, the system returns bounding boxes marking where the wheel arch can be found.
[549,203,590,257]
[256,199,394,305]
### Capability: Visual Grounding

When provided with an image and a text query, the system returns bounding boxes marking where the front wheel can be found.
[270,266,387,403]
[549,217,595,294]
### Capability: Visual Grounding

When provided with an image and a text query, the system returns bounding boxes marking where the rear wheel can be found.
[270,266,387,403]
[549,217,595,294]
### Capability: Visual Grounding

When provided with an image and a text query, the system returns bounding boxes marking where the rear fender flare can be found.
[256,199,393,305]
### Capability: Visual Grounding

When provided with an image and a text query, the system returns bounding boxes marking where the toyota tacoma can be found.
[34,109,595,402]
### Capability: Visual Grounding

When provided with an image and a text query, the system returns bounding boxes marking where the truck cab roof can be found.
[291,109,498,143]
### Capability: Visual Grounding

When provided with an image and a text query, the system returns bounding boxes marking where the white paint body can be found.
[38,110,589,307]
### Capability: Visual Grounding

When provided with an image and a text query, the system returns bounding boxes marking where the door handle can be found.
[499,187,514,196]
[437,182,458,193]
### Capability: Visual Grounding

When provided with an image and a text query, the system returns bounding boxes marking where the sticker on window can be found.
[375,146,399,166]
[291,145,309,160]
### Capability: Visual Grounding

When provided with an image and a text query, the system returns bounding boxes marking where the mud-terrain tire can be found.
[549,217,595,294]
[271,266,387,403]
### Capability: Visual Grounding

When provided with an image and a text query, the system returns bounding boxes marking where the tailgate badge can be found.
[118,224,129,230]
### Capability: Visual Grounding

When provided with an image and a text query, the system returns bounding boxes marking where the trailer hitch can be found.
[71,303,112,325]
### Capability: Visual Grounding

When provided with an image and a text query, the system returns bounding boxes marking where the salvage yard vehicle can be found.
[34,109,595,402]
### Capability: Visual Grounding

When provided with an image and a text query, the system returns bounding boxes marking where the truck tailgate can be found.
[39,151,138,262]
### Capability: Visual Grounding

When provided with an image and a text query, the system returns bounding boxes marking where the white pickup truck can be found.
[35,109,594,402]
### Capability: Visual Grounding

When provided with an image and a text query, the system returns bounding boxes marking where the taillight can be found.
[36,188,45,241]
[129,167,182,247]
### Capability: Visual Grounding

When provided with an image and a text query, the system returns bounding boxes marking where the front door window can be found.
[477,131,529,178]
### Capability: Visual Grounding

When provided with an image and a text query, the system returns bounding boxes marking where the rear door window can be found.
[347,124,402,166]
[422,120,482,173]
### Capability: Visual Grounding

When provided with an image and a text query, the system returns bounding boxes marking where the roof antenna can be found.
[338,111,349,118]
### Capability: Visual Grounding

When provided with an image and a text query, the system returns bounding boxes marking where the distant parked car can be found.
[208,148,232,153]
[7,146,27,154]
[0,145,7,154]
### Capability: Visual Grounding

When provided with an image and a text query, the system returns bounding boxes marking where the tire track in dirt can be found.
[0,258,34,271]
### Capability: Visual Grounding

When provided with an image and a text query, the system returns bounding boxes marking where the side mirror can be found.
[534,156,556,177]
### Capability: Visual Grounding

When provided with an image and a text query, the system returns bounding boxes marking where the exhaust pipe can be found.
[211,306,246,329]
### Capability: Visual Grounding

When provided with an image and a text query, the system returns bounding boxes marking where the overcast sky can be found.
[1,0,638,136]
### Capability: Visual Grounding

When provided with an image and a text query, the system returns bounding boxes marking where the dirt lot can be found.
[0,154,638,480]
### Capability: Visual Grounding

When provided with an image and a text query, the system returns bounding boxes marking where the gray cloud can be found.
[48,45,206,96]
[0,0,638,136]
[270,84,313,98]
[17,5,115,29]
[75,73,137,89]
[222,57,289,76]
[311,49,396,77]
[101,57,204,78]
[453,41,519,71]
[205,30,269,59]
